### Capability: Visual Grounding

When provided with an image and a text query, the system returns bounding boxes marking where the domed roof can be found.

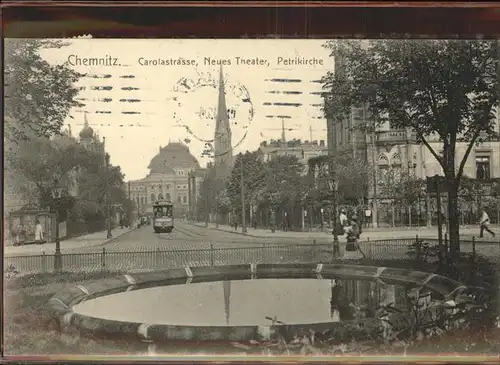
[79,114,94,139]
[148,142,200,174]
[79,125,94,139]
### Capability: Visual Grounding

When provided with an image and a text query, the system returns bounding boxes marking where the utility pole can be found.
[366,102,379,229]
[215,190,220,229]
[204,173,209,228]
[240,155,247,233]
[103,137,112,239]
[188,172,192,222]
[128,180,132,226]
[328,149,340,257]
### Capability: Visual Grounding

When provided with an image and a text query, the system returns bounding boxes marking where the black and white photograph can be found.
[4,37,500,358]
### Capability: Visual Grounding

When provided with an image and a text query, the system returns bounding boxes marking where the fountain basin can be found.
[46,263,467,342]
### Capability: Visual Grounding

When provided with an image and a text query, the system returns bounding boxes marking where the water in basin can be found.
[72,278,410,327]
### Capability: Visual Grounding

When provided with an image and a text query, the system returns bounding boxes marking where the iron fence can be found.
[5,238,498,275]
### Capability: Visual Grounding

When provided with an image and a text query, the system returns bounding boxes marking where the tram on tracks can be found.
[152,200,174,233]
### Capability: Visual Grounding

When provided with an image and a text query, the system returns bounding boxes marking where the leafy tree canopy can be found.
[323,39,500,181]
[227,152,267,210]
[323,39,500,255]
[4,39,83,144]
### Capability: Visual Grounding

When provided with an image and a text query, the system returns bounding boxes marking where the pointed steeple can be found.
[281,117,286,143]
[213,65,233,177]
[215,65,231,136]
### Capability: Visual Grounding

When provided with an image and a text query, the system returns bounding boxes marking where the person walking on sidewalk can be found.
[479,209,496,238]
[344,215,363,260]
[339,209,349,235]
[35,220,44,244]
[364,207,372,228]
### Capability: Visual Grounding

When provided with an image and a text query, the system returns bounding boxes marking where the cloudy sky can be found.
[39,39,334,181]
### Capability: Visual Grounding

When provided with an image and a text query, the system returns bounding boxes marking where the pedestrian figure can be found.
[234,220,238,231]
[344,215,363,260]
[35,219,44,243]
[479,209,496,238]
[339,209,349,235]
[439,211,448,236]
[364,207,372,228]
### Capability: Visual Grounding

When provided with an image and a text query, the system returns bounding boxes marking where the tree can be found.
[260,155,305,228]
[4,39,83,144]
[227,151,267,217]
[307,152,370,225]
[264,155,304,210]
[378,168,425,227]
[71,152,129,229]
[323,39,500,258]
[6,134,89,218]
[333,152,370,206]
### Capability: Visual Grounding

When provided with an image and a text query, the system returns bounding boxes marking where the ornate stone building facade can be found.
[129,142,205,217]
[328,51,500,227]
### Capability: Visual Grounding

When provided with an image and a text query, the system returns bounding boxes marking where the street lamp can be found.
[328,177,340,258]
[51,178,64,272]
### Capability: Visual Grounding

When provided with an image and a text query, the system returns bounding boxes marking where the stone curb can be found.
[46,263,468,343]
[95,227,140,247]
[4,227,140,258]
[188,223,330,239]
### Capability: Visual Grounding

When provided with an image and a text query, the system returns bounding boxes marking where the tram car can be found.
[152,200,174,233]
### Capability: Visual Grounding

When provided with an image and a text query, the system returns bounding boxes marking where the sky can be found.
[39,39,334,181]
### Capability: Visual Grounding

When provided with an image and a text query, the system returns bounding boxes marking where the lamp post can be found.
[328,176,340,258]
[104,153,112,239]
[240,154,247,234]
[51,178,64,272]
[407,161,418,227]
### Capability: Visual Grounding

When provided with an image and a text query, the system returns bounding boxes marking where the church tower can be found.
[213,65,234,178]
[79,111,95,150]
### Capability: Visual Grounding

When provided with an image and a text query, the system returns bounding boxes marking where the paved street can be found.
[5,221,499,257]
[4,227,138,257]
[4,220,498,275]
[60,222,319,253]
[197,222,500,241]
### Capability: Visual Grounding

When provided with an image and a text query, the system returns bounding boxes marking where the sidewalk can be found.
[4,226,138,257]
[189,222,499,242]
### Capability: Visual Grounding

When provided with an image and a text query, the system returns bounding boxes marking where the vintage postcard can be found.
[4,38,500,358]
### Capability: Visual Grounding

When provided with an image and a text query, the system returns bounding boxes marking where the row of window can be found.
[134,194,189,205]
[375,156,492,181]
[132,184,188,191]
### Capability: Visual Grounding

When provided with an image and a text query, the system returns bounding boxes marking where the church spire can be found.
[84,111,89,128]
[281,117,286,143]
[215,65,230,135]
[213,65,233,178]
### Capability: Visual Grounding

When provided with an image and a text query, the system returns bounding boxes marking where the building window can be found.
[151,193,156,202]
[140,197,144,205]
[183,195,187,203]
[177,196,181,203]
[166,193,171,201]
[158,193,163,200]
[476,156,491,180]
